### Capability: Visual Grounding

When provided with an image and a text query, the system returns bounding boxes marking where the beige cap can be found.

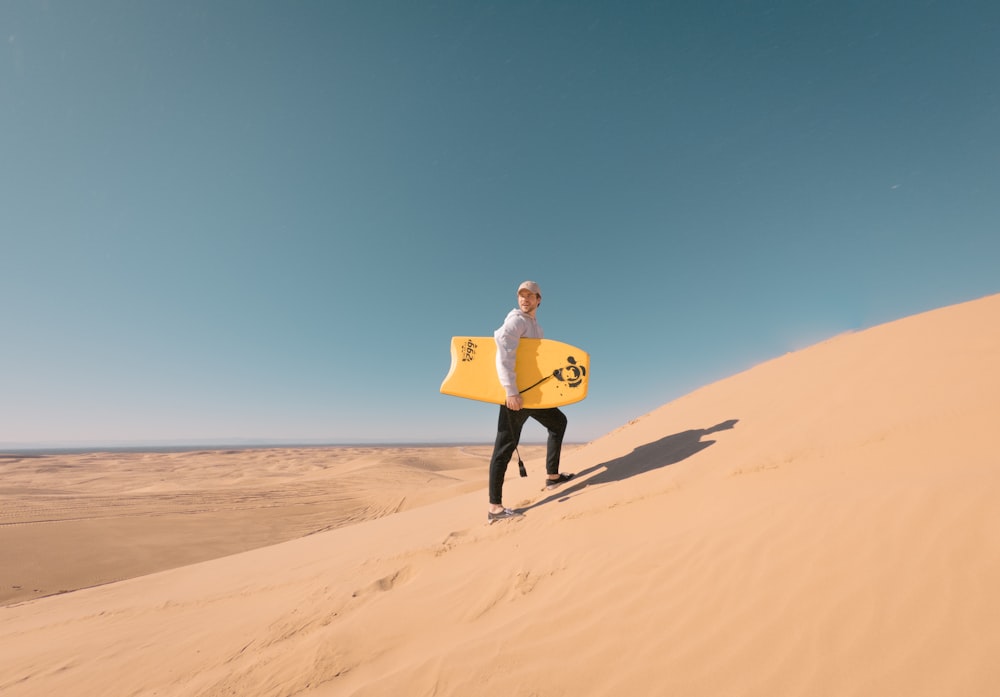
[517,280,541,296]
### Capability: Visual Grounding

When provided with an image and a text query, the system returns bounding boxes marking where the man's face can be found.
[518,290,540,314]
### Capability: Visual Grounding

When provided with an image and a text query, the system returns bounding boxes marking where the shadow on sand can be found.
[529,419,739,509]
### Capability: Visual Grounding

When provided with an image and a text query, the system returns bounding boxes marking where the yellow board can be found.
[440,336,589,408]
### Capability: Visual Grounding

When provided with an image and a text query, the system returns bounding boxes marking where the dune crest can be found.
[2,293,999,697]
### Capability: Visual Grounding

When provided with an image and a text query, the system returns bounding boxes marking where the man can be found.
[487,280,573,522]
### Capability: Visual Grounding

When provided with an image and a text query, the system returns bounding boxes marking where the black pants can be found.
[488,405,567,505]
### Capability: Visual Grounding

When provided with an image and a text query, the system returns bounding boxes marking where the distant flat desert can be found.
[0,444,569,606]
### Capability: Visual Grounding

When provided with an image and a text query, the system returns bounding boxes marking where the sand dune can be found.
[2,293,999,696]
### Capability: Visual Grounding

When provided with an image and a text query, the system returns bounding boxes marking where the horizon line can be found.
[0,439,585,455]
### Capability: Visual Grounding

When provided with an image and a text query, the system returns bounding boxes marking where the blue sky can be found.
[2,1,998,447]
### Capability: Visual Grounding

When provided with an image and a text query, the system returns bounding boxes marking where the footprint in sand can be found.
[351,566,411,598]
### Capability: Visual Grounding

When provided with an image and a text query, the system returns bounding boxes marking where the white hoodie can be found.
[494,308,543,398]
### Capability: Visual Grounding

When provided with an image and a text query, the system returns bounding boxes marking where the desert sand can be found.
[0,444,559,606]
[2,293,999,696]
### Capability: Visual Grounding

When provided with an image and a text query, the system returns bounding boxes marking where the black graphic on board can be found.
[553,356,586,388]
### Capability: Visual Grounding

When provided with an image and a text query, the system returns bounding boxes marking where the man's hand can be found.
[506,394,523,411]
